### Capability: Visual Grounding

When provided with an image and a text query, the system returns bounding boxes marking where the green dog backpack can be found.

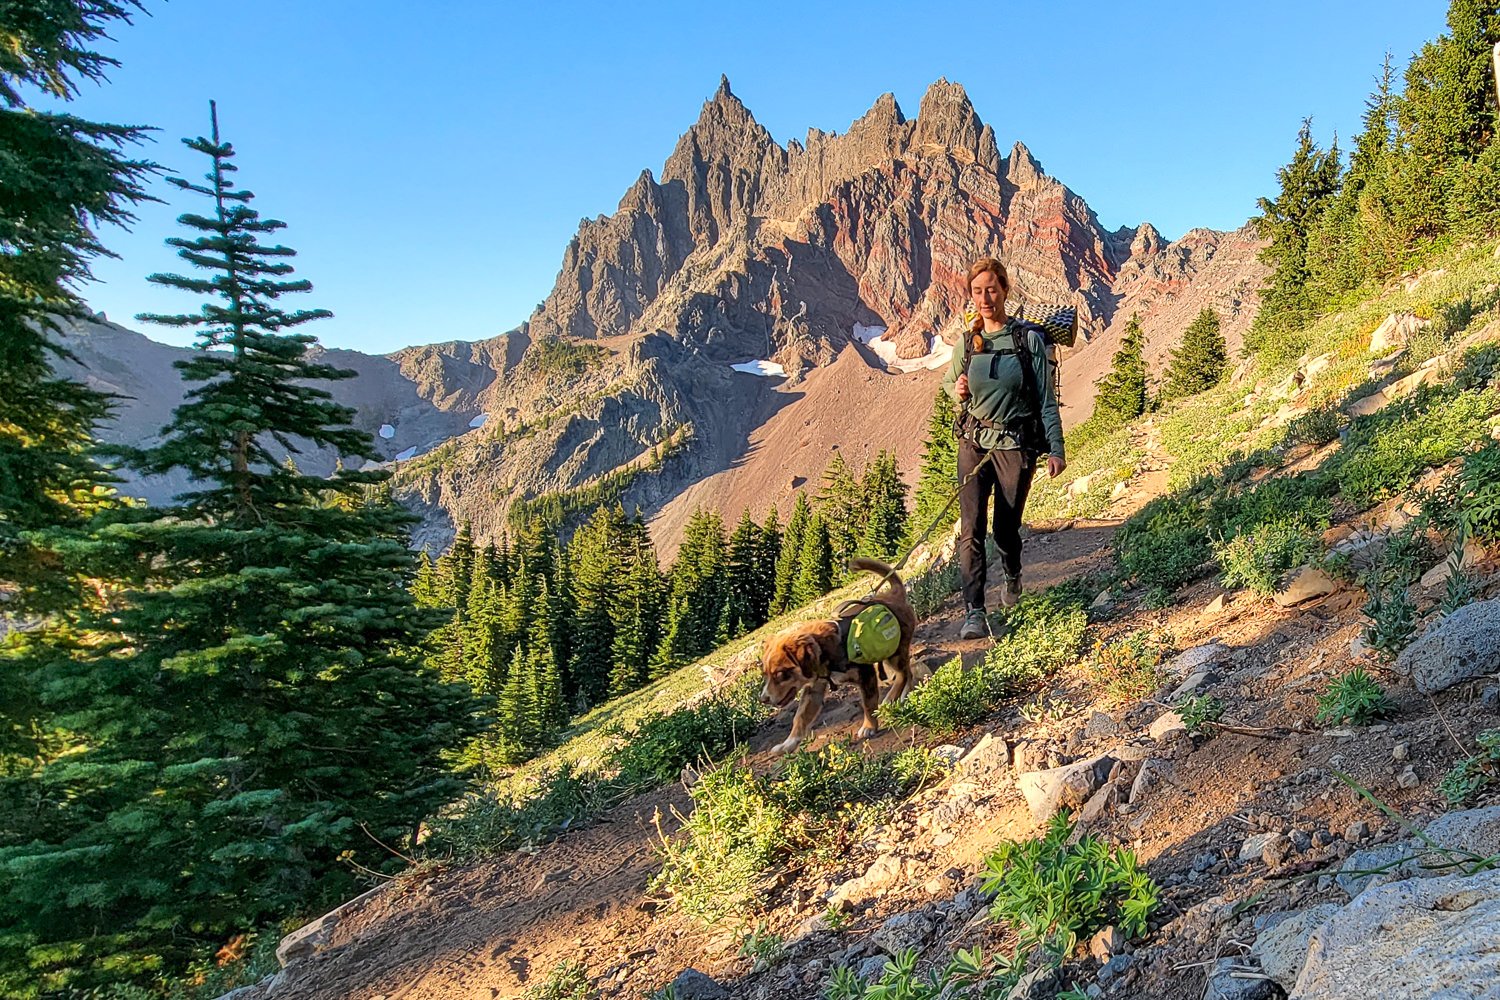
[843,603,901,664]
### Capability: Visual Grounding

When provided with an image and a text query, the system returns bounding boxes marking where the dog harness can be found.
[830,599,901,665]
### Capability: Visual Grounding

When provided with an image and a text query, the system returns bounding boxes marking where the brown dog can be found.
[759,557,917,755]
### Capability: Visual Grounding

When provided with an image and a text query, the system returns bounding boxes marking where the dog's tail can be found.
[850,557,907,605]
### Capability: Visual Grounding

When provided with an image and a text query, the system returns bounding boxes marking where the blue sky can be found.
[59,0,1449,355]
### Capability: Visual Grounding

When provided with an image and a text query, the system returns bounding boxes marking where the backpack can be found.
[954,320,1049,454]
[835,600,902,664]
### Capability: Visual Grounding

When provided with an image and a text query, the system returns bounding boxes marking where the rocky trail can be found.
[239,450,1500,1000]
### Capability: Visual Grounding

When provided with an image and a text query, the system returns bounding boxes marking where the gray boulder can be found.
[1016,755,1116,823]
[1251,904,1340,990]
[1394,598,1500,694]
[1292,868,1500,999]
[667,969,731,1000]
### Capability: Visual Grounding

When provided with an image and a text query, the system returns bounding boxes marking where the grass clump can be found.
[652,743,945,922]
[1214,518,1320,595]
[883,584,1089,732]
[1088,628,1173,704]
[1440,730,1500,806]
[1314,668,1395,727]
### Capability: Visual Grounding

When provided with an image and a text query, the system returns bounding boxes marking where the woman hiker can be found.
[943,257,1066,640]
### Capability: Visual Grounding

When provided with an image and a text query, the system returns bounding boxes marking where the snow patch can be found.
[468,413,489,429]
[852,324,953,373]
[378,423,396,439]
[730,359,786,377]
[394,446,418,462]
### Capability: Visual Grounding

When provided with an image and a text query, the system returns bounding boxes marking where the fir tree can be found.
[756,508,783,619]
[725,508,764,636]
[0,105,485,991]
[1092,314,1149,426]
[652,508,728,674]
[1159,308,1228,401]
[857,450,907,562]
[436,519,476,609]
[792,515,835,606]
[905,390,959,550]
[771,492,812,614]
[461,547,504,693]
[611,537,665,695]
[567,505,627,707]
[0,0,154,618]
[1246,120,1342,351]
[816,451,863,571]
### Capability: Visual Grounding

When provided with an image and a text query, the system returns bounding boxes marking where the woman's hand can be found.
[1047,455,1066,478]
[955,374,970,401]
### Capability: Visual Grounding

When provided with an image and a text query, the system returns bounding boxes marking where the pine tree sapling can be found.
[1160,309,1227,401]
[1092,315,1148,427]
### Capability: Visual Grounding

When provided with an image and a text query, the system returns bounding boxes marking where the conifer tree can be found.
[412,548,441,607]
[792,515,835,606]
[756,508,783,619]
[653,508,728,673]
[858,451,907,562]
[611,538,665,695]
[0,105,485,990]
[461,547,504,693]
[1092,314,1149,426]
[771,493,812,614]
[437,520,476,608]
[0,0,154,619]
[1247,121,1342,350]
[567,505,628,707]
[816,451,863,571]
[905,390,959,549]
[725,508,764,636]
[1159,308,1228,401]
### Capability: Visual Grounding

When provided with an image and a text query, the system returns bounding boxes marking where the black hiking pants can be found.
[957,442,1036,610]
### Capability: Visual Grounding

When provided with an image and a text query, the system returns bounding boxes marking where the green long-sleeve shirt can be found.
[942,319,1066,460]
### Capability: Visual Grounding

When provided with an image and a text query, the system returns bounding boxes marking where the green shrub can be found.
[1215,519,1319,595]
[1331,387,1498,507]
[611,682,766,787]
[1453,345,1500,392]
[1284,405,1347,447]
[884,586,1088,732]
[1314,668,1395,727]
[982,813,1159,966]
[1177,695,1225,735]
[825,947,997,1000]
[908,560,959,619]
[738,922,785,972]
[1439,730,1500,806]
[1458,442,1500,542]
[1114,495,1213,592]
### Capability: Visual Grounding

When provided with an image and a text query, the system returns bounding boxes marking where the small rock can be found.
[1482,685,1500,713]
[1088,925,1126,962]
[1129,758,1173,805]
[666,969,731,1000]
[1344,820,1370,843]
[872,911,936,957]
[1016,755,1117,823]
[1097,953,1134,985]
[1169,670,1212,700]
[1397,766,1420,789]
[1290,829,1312,853]
[857,955,889,981]
[1086,711,1120,740]
[1148,711,1187,741]
[1206,594,1227,614]
[930,744,965,765]
[1164,640,1229,677]
[1392,741,1409,762]
[1240,833,1276,862]
[1273,566,1340,608]
[1204,957,1279,999]
[1261,832,1291,868]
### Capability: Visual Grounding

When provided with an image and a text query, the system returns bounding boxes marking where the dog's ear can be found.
[791,634,822,677]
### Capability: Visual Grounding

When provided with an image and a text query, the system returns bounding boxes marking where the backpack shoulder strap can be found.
[1008,322,1049,452]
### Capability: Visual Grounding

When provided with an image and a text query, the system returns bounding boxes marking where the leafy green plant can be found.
[908,560,959,619]
[982,813,1159,968]
[822,903,852,933]
[1177,695,1225,735]
[1284,405,1347,447]
[1020,693,1075,724]
[1089,629,1173,704]
[1214,518,1319,595]
[1362,584,1419,659]
[1439,730,1500,806]
[884,585,1088,732]
[824,947,1001,1000]
[1331,387,1499,506]
[1114,496,1213,592]
[524,960,594,1000]
[1315,668,1395,727]
[738,922,785,972]
[1457,441,1500,543]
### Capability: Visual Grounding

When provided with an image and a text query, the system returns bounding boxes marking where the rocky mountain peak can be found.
[911,78,986,162]
[1130,221,1166,257]
[1004,140,1044,192]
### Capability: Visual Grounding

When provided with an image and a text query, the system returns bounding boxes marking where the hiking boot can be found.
[999,574,1022,608]
[960,607,989,640]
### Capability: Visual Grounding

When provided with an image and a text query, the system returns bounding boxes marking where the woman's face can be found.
[970,270,1007,320]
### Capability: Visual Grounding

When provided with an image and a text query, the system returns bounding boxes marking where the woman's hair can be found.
[966,257,1010,333]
